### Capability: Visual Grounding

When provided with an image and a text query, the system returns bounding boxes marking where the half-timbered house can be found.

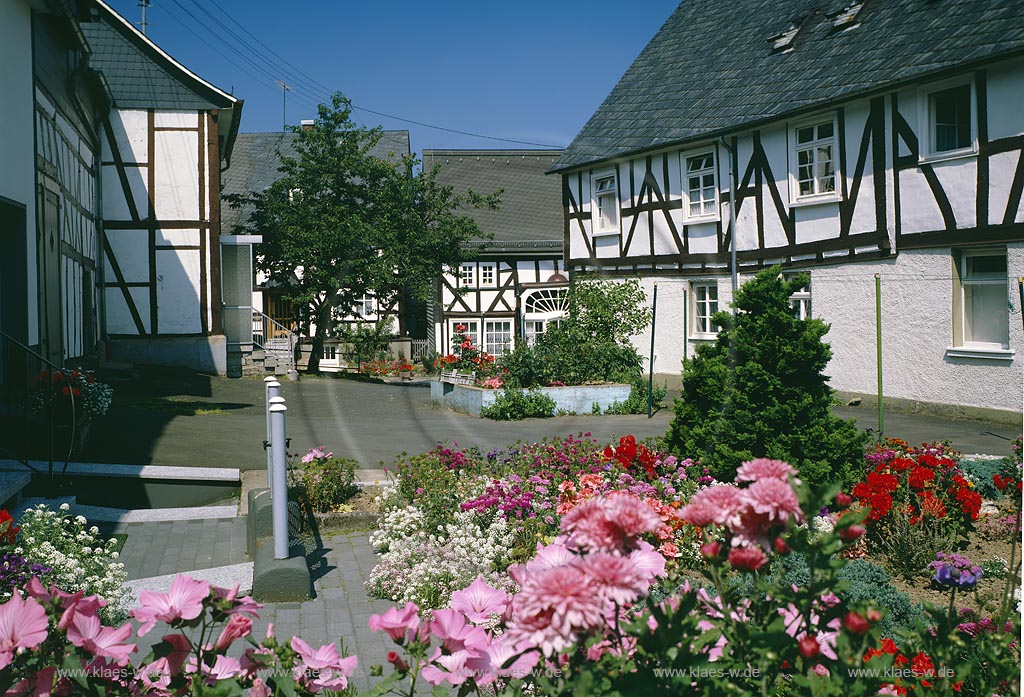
[85,0,243,374]
[0,0,244,377]
[424,149,568,359]
[552,0,1024,420]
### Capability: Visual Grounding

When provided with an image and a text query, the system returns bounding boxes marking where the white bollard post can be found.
[267,395,285,494]
[270,401,289,560]
[264,378,281,488]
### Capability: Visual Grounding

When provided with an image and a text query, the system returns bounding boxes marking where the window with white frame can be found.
[524,320,546,345]
[691,283,719,336]
[783,272,812,320]
[322,345,337,360]
[927,82,974,156]
[450,320,479,349]
[484,320,513,356]
[592,170,619,234]
[792,119,837,200]
[479,263,496,288]
[353,294,376,317]
[958,251,1009,349]
[460,263,475,287]
[684,152,718,220]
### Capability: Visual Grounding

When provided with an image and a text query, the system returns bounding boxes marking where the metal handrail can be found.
[0,329,75,480]
[251,310,298,372]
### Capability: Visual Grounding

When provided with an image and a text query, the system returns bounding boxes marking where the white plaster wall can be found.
[815,246,1023,413]
[154,130,200,220]
[986,59,1024,142]
[156,249,201,333]
[105,230,149,283]
[0,0,38,343]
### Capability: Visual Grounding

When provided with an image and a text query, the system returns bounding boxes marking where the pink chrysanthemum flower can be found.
[735,458,800,484]
[561,495,662,554]
[727,546,767,571]
[677,484,744,527]
[744,478,803,525]
[507,565,607,656]
[575,553,651,605]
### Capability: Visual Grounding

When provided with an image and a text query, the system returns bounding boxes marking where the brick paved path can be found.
[113,518,248,580]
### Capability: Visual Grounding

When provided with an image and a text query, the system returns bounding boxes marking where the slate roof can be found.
[221,131,411,233]
[82,1,237,111]
[422,150,564,250]
[553,0,1024,172]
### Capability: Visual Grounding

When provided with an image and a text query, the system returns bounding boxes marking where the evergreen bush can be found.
[665,267,868,489]
[479,388,556,420]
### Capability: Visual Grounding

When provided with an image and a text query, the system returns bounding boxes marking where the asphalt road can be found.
[86,372,1019,470]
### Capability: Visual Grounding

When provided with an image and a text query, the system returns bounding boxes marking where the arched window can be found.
[523,288,568,344]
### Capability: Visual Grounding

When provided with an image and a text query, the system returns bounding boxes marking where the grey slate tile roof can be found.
[422,150,564,249]
[221,131,411,233]
[81,5,235,111]
[553,0,1024,172]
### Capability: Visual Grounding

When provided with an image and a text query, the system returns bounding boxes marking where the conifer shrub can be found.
[665,267,868,489]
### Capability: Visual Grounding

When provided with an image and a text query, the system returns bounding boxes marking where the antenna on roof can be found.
[137,0,150,34]
[275,80,292,132]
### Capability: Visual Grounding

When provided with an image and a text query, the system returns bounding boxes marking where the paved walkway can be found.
[111,518,248,580]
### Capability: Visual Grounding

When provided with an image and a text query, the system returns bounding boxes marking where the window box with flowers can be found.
[29,369,113,455]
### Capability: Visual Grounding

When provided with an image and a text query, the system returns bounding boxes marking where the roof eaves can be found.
[91,0,238,108]
[550,47,1024,174]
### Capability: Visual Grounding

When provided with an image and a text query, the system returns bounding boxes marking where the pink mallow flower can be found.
[506,564,608,656]
[65,612,136,663]
[214,614,252,652]
[133,575,210,636]
[368,602,424,645]
[429,609,491,654]
[25,577,106,632]
[421,649,473,686]
[290,637,357,692]
[464,638,540,685]
[0,593,49,670]
[735,458,800,484]
[629,541,668,581]
[450,577,510,624]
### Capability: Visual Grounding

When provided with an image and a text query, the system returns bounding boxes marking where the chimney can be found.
[300,119,315,132]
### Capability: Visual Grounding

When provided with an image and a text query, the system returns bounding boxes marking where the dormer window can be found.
[828,2,865,30]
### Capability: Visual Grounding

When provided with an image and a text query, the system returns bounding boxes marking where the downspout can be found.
[719,137,739,301]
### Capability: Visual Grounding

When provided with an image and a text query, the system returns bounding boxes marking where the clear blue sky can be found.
[104,0,679,152]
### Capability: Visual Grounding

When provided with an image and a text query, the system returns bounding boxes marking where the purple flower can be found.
[930,552,982,590]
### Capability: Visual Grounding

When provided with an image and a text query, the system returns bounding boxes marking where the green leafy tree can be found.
[665,267,868,489]
[502,278,651,387]
[233,94,496,372]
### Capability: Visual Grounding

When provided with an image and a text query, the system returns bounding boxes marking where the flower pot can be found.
[400,370,413,381]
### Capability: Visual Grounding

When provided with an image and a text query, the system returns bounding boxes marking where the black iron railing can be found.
[0,329,76,485]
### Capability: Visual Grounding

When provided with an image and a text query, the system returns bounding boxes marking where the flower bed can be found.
[430,381,631,416]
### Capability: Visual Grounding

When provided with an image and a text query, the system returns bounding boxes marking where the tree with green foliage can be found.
[502,278,651,387]
[231,94,496,372]
[665,267,868,489]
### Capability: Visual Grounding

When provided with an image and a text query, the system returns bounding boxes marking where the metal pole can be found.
[875,273,883,437]
[682,288,688,367]
[264,377,280,487]
[267,394,284,490]
[648,283,657,419]
[270,402,289,559]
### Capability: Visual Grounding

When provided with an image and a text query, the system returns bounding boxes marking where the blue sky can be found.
[104,0,679,152]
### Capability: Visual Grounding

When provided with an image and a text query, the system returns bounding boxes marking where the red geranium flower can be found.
[0,509,19,544]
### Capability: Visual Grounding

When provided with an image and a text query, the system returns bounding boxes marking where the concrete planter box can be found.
[431,380,632,417]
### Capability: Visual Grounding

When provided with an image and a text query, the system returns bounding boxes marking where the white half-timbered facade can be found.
[84,0,242,373]
[424,150,568,358]
[554,1,1024,419]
